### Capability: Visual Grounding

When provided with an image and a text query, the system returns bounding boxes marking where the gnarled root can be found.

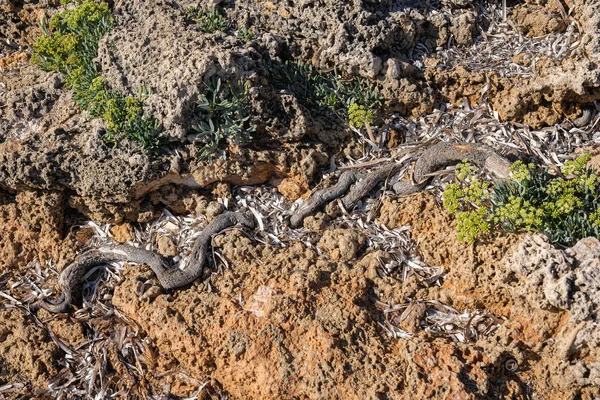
[325,163,401,218]
[292,142,512,227]
[31,211,255,313]
[393,142,511,196]
[291,163,400,227]
[289,170,357,228]
[561,107,594,129]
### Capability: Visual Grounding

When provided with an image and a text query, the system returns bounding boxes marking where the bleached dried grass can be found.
[438,10,582,78]
[0,258,159,399]
[391,100,599,167]
[377,299,500,342]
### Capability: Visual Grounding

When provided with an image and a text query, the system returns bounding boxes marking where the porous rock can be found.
[318,228,367,262]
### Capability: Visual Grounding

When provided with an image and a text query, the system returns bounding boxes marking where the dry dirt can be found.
[1,0,600,399]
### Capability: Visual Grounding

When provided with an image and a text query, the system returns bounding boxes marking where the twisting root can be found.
[325,163,401,217]
[558,107,593,130]
[571,107,593,128]
[339,163,400,211]
[31,143,512,313]
[290,164,399,227]
[32,211,255,313]
[393,142,511,196]
[289,170,357,228]
[292,143,510,227]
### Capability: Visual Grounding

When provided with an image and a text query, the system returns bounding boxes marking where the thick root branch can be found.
[339,163,400,211]
[32,211,255,313]
[289,170,357,228]
[393,142,511,196]
[32,143,512,313]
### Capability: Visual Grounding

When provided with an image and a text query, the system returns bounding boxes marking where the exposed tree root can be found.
[340,163,401,210]
[392,142,511,196]
[32,211,255,313]
[294,142,511,227]
[561,107,594,129]
[289,170,357,228]
[324,163,401,217]
[32,143,512,313]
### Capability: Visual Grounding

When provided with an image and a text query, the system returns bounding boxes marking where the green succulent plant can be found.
[32,0,113,74]
[442,155,600,245]
[270,61,383,125]
[184,6,232,33]
[492,155,600,245]
[192,77,256,162]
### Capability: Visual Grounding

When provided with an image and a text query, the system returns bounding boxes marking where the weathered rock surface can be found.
[504,234,600,390]
[2,0,600,399]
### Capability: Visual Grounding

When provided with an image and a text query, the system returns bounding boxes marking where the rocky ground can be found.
[1,0,600,399]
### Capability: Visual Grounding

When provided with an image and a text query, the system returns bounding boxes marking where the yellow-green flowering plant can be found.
[31,1,163,153]
[443,155,600,245]
[441,160,492,244]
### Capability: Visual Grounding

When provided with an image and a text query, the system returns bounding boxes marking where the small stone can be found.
[587,153,600,172]
[211,182,231,200]
[303,213,328,233]
[128,154,143,166]
[318,229,367,262]
[137,210,156,223]
[140,285,163,302]
[156,235,178,256]
[396,301,428,333]
[277,177,308,201]
[194,198,209,216]
[110,223,135,243]
[74,227,95,247]
[206,201,224,221]
[385,58,402,80]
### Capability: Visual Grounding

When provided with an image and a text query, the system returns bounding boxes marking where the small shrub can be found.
[442,155,600,245]
[348,103,374,128]
[492,155,600,244]
[270,61,383,125]
[90,81,163,153]
[456,208,491,244]
[32,0,164,153]
[32,0,113,74]
[192,77,256,162]
[441,160,491,244]
[236,27,256,42]
[184,7,231,33]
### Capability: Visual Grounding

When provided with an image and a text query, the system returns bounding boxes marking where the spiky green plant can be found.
[192,77,255,162]
[184,6,232,33]
[270,61,383,124]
